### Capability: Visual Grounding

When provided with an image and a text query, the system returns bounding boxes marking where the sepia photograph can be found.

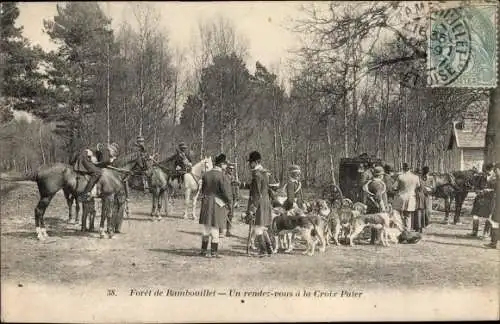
[1,1,499,322]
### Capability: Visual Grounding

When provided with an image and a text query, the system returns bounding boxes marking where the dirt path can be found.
[1,182,499,321]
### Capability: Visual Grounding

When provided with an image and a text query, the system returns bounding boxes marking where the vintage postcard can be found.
[1,1,499,322]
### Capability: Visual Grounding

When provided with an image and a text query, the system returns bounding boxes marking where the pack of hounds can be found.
[247,198,419,256]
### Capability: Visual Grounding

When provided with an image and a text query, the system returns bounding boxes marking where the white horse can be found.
[182,157,213,220]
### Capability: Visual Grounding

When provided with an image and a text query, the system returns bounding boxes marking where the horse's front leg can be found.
[454,192,466,225]
[81,200,88,232]
[162,188,169,218]
[64,190,75,224]
[99,197,111,239]
[183,189,191,219]
[103,196,116,239]
[444,197,451,224]
[191,190,199,220]
[151,189,158,219]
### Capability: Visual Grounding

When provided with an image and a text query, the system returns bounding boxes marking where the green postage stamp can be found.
[428,1,498,87]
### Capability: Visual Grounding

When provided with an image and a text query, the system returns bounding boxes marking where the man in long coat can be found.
[484,162,499,249]
[393,163,421,230]
[198,153,232,258]
[420,166,435,228]
[222,162,239,237]
[363,166,389,244]
[283,164,304,211]
[246,151,273,257]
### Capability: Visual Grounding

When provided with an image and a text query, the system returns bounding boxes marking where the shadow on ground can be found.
[149,247,249,258]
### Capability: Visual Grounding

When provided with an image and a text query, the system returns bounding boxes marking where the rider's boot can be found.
[79,174,100,202]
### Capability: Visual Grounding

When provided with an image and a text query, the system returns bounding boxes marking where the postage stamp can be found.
[427,2,498,87]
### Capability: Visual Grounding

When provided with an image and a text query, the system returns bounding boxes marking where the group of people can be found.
[198,149,311,258]
[359,162,434,234]
[72,136,199,201]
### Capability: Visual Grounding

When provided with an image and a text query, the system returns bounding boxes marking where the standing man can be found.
[134,135,149,192]
[363,166,389,244]
[383,164,396,205]
[484,162,499,249]
[420,166,435,228]
[198,154,232,258]
[283,165,304,211]
[393,163,421,230]
[359,163,373,204]
[223,162,240,237]
[246,151,273,257]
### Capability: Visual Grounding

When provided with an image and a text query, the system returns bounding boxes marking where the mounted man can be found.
[161,142,195,186]
[133,135,150,192]
[72,142,120,202]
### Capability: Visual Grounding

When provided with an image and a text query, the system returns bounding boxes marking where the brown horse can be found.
[0,153,152,240]
[433,170,487,224]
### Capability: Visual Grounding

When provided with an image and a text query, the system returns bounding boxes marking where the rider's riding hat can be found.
[373,166,385,177]
[214,153,227,166]
[178,142,188,150]
[247,151,261,163]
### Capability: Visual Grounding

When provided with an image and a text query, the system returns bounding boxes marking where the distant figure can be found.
[283,164,304,211]
[393,163,421,230]
[383,164,396,204]
[420,166,435,228]
[133,135,149,192]
[198,153,232,258]
[246,151,273,257]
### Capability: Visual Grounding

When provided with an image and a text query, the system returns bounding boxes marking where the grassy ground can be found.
[1,182,498,321]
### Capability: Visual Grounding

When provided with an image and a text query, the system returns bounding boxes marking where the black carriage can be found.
[338,153,382,202]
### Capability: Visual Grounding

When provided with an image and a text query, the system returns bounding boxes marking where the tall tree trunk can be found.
[326,116,336,185]
[200,99,206,159]
[352,66,359,154]
[485,85,499,164]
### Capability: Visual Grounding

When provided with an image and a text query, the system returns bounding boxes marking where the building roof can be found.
[448,121,487,149]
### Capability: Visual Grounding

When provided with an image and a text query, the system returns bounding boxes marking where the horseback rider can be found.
[133,135,150,192]
[163,142,194,184]
[73,142,120,202]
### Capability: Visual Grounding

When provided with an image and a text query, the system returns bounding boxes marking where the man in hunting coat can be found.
[359,163,374,204]
[223,162,240,237]
[484,162,499,249]
[283,164,304,211]
[383,164,396,204]
[393,163,421,230]
[246,151,273,257]
[198,153,232,258]
[363,166,389,244]
[420,166,435,228]
[73,143,119,202]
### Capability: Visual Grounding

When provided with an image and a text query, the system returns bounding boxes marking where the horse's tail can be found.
[0,170,38,182]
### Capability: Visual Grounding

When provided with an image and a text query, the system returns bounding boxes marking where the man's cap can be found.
[247,151,261,162]
[136,136,145,142]
[227,162,236,169]
[288,164,301,173]
[214,153,227,165]
[383,164,393,173]
[178,142,188,149]
[373,166,385,176]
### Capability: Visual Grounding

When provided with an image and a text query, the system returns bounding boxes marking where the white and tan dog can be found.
[270,207,327,256]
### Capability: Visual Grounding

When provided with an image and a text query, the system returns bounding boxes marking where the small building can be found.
[446,103,487,171]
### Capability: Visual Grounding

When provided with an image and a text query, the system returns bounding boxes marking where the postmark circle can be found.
[428,7,472,86]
